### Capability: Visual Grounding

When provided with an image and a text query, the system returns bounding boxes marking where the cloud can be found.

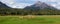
[51,4,56,7]
[0,0,15,7]
[0,0,60,9]
[0,0,33,8]
[0,0,14,4]
[48,0,56,2]
[10,3,32,9]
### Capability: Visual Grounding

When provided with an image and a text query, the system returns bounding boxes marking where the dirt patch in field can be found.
[19,15,37,19]
[19,15,60,19]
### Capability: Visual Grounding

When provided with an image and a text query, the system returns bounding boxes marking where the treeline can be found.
[0,8,60,16]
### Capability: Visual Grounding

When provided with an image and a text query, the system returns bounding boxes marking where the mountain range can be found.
[0,1,60,15]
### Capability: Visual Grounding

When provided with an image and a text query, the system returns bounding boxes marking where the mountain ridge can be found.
[0,1,11,8]
[24,1,57,10]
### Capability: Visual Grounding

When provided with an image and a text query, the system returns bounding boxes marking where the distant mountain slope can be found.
[24,1,57,11]
[24,1,60,15]
[0,1,13,11]
[0,2,11,8]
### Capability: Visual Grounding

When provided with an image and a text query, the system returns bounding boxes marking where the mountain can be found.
[23,1,60,15]
[0,1,60,15]
[0,1,15,15]
[0,2,25,15]
[24,1,57,11]
[0,2,11,8]
[0,1,13,11]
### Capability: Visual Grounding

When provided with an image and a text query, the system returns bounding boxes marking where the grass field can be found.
[0,15,60,24]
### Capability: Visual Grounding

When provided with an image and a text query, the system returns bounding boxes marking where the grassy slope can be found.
[0,15,60,24]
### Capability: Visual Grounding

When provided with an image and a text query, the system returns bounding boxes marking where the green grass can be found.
[0,15,60,24]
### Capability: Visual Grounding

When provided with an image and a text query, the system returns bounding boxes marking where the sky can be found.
[0,0,60,9]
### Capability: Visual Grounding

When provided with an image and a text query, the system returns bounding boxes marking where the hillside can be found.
[0,2,19,15]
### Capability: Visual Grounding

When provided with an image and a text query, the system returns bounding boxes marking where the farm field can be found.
[0,15,60,24]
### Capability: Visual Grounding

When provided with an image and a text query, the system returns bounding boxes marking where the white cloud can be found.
[51,4,56,7]
[0,0,32,8]
[0,0,60,9]
[0,0,15,6]
[0,0,14,4]
[48,0,56,2]
[10,3,32,8]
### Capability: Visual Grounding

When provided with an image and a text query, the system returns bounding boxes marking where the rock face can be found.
[24,1,57,11]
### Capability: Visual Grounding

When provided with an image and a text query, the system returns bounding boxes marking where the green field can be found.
[0,15,60,24]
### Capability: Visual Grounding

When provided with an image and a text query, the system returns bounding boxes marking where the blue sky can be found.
[0,0,60,9]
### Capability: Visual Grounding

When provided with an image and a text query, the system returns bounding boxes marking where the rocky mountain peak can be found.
[24,1,57,10]
[35,1,42,5]
[33,1,43,7]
